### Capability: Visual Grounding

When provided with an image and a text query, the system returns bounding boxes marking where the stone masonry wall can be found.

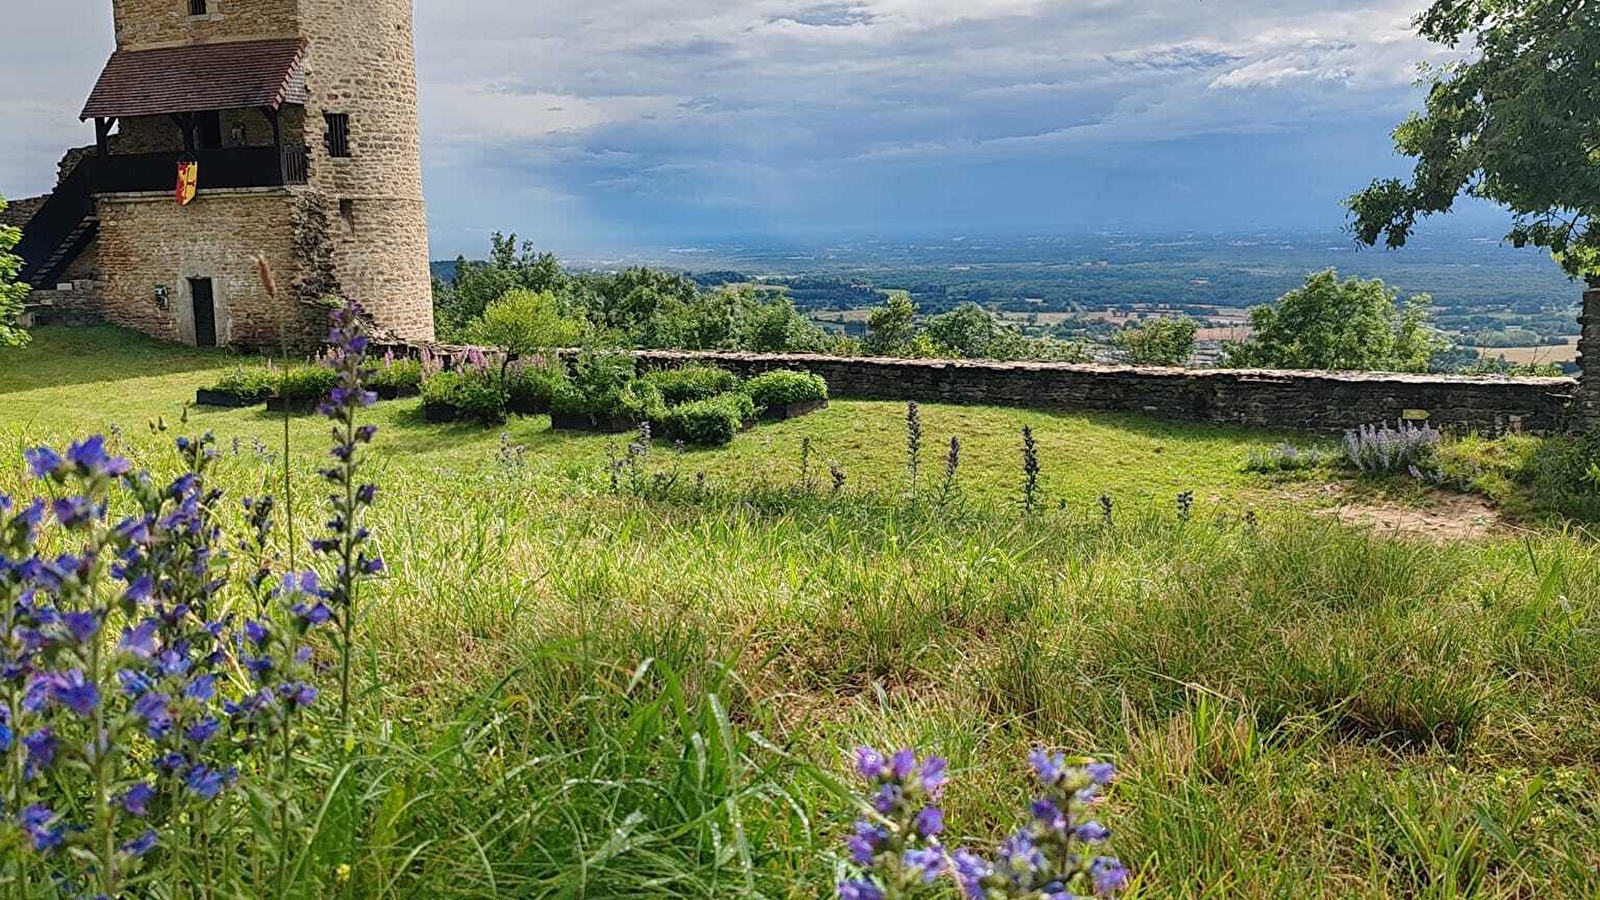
[631,351,1577,435]
[1575,281,1600,431]
[112,0,298,49]
[384,344,1577,435]
[96,189,302,347]
[296,0,434,341]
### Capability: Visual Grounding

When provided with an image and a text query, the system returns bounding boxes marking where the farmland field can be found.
[3,326,1599,899]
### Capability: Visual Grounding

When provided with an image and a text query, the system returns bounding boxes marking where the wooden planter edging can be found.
[194,389,265,409]
[265,397,322,414]
[422,402,462,424]
[373,385,422,401]
[550,412,638,433]
[508,396,552,416]
[759,399,829,422]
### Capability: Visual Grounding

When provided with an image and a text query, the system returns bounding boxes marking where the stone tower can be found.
[12,0,435,346]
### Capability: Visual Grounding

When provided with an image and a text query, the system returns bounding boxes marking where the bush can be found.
[550,351,664,422]
[209,363,278,401]
[643,364,741,406]
[744,370,828,409]
[421,368,509,425]
[505,358,566,411]
[368,354,424,395]
[274,365,339,403]
[1342,420,1442,477]
[1515,431,1600,522]
[1115,316,1198,366]
[658,392,756,446]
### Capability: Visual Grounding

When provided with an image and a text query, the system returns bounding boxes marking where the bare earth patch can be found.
[1317,490,1508,542]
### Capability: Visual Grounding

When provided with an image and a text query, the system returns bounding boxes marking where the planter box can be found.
[422,402,462,423]
[373,384,421,401]
[194,388,265,409]
[759,399,829,422]
[265,397,321,414]
[507,395,551,416]
[550,412,638,433]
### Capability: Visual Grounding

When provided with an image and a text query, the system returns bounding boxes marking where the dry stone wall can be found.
[385,343,1578,435]
[629,351,1575,434]
[1576,282,1600,431]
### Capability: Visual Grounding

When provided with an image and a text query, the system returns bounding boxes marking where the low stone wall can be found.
[632,351,1574,435]
[23,280,105,327]
[389,342,1577,436]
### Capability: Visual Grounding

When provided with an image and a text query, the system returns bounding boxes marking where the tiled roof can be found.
[81,38,308,120]
[0,195,47,228]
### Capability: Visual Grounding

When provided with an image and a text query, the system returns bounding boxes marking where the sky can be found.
[0,0,1493,259]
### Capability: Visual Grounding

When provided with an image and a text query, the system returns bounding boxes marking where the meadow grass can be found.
[2,326,1599,898]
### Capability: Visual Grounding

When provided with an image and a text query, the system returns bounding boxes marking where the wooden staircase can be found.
[15,156,100,288]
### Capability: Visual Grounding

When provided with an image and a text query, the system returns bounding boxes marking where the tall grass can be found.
[4,379,1600,896]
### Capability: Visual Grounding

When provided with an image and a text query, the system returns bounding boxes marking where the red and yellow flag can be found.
[176,161,198,206]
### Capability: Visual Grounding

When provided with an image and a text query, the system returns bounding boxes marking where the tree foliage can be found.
[433,236,842,354]
[1348,0,1600,277]
[1,194,30,348]
[1114,316,1197,366]
[468,288,587,378]
[1224,269,1446,372]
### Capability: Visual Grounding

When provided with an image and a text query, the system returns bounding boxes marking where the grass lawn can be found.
[3,325,1598,899]
[1,326,1322,512]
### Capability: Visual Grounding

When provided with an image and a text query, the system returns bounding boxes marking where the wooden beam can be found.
[94,117,115,155]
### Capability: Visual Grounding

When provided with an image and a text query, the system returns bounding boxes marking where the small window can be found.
[324,113,351,158]
[338,199,356,235]
[189,0,208,16]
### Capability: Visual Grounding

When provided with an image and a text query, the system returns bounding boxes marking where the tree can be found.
[923,302,1029,360]
[1223,269,1446,372]
[1,194,29,348]
[1348,0,1600,278]
[863,291,919,356]
[433,233,570,338]
[468,288,587,379]
[1114,316,1197,366]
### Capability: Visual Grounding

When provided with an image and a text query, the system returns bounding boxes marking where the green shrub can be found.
[420,368,509,425]
[505,358,566,411]
[209,363,278,401]
[1516,431,1600,522]
[659,392,756,446]
[743,370,828,409]
[643,364,741,406]
[550,352,664,422]
[274,365,339,403]
[369,355,424,394]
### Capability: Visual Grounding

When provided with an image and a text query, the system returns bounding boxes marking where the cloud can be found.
[1,0,1446,254]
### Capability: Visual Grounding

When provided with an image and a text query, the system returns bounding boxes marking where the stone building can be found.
[9,0,435,347]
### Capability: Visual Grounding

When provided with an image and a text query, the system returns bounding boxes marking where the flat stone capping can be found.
[374,343,1579,435]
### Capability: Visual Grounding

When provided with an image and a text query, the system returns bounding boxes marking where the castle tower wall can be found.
[111,0,299,49]
[297,0,435,341]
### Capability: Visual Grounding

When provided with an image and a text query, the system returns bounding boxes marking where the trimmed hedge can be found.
[744,369,828,409]
[658,392,756,447]
[643,364,740,407]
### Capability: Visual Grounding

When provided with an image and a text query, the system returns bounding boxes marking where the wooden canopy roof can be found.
[80,38,308,120]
